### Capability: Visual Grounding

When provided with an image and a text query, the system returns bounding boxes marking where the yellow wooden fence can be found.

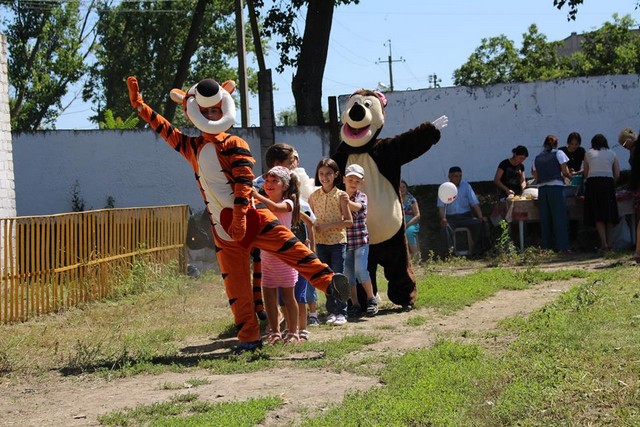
[0,205,189,324]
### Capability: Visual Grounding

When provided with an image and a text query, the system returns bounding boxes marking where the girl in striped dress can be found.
[252,166,310,344]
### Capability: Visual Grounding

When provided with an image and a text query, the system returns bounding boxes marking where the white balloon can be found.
[438,182,458,204]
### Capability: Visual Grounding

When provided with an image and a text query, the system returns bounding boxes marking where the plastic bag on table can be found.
[504,202,514,223]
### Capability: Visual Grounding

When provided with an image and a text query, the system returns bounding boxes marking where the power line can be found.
[329,39,376,67]
[375,39,404,92]
[333,16,380,45]
[8,0,195,13]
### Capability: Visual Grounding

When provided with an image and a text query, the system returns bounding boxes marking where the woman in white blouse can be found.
[583,134,620,252]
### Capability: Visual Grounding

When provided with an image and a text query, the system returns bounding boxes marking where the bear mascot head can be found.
[333,89,447,308]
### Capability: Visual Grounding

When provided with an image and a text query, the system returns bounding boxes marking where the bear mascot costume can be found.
[332,89,447,308]
[126,76,349,352]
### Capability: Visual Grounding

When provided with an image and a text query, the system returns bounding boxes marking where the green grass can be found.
[406,315,428,326]
[0,266,233,377]
[297,267,640,426]
[490,270,640,425]
[98,394,282,427]
[0,261,589,379]
[415,267,590,314]
[301,340,496,427]
[3,256,639,426]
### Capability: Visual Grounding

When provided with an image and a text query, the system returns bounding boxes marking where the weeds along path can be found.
[0,259,609,427]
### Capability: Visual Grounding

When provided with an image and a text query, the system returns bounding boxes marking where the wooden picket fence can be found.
[0,205,189,324]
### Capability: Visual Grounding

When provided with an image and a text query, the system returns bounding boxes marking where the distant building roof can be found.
[558,29,640,57]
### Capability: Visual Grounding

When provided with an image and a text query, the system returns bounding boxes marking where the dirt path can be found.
[0,260,607,427]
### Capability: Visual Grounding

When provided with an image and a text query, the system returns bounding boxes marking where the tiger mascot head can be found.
[169,79,237,135]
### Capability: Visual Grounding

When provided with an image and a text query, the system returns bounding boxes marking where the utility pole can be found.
[235,0,250,127]
[376,40,404,92]
[428,73,442,88]
[246,0,275,173]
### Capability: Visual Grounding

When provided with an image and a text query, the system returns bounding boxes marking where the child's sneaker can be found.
[232,339,263,354]
[308,315,320,327]
[332,314,347,326]
[365,298,378,317]
[348,304,362,319]
[325,313,337,324]
[299,329,311,340]
[328,274,350,303]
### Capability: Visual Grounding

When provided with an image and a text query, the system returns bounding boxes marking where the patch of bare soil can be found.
[0,258,618,427]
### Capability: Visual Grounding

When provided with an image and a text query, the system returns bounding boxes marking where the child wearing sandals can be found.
[254,144,317,340]
[252,166,311,344]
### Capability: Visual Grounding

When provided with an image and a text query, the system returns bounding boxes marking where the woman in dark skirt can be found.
[583,134,621,252]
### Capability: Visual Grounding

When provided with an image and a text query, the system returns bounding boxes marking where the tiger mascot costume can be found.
[126,76,349,353]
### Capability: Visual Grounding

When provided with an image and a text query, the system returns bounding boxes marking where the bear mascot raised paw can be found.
[332,89,448,308]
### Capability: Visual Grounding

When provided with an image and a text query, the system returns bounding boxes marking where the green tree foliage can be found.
[98,109,139,129]
[276,106,297,126]
[1,0,94,130]
[276,105,328,126]
[453,16,640,87]
[553,0,640,21]
[572,14,640,75]
[253,0,359,126]
[553,0,584,20]
[452,35,520,87]
[84,0,257,126]
[514,25,568,81]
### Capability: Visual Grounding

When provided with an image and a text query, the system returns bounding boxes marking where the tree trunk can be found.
[292,0,334,126]
[162,0,208,122]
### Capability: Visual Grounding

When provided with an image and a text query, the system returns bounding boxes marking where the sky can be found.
[54,0,640,129]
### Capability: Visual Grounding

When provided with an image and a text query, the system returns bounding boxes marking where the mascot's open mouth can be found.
[342,123,370,139]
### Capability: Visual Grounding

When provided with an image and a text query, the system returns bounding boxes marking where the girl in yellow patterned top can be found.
[309,158,353,325]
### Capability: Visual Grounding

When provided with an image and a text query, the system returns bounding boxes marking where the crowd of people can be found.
[254,130,640,286]
[252,131,619,340]
[251,128,640,276]
[129,75,639,354]
[251,128,640,343]
[434,129,640,258]
[525,131,626,253]
[252,143,384,344]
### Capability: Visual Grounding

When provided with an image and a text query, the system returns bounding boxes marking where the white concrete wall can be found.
[12,74,640,216]
[14,130,207,215]
[0,34,15,218]
[373,74,640,185]
[0,33,16,275]
[12,127,330,216]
